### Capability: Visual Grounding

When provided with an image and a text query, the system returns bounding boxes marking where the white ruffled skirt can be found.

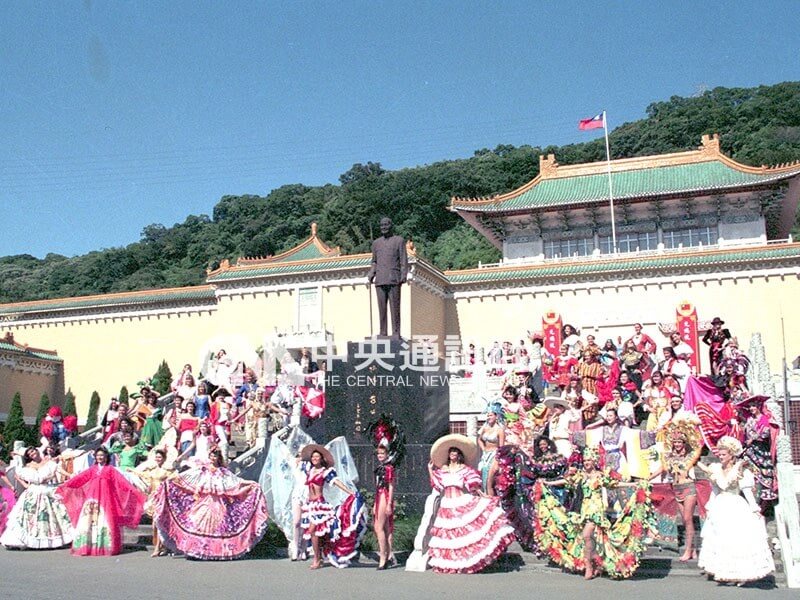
[698,492,774,582]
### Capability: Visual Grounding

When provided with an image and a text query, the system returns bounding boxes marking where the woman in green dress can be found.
[110,431,149,492]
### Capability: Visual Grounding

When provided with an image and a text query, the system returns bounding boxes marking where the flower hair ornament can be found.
[582,446,602,465]
[366,414,406,466]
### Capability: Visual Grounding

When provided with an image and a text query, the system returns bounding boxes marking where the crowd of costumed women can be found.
[0,321,782,585]
[0,348,367,566]
[426,318,776,584]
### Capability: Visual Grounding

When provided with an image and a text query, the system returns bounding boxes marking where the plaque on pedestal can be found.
[321,339,450,511]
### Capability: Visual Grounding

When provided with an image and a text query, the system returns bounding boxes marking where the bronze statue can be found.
[367,217,408,338]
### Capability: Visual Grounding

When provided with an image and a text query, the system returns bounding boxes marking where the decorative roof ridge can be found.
[236,222,341,268]
[449,134,800,208]
[0,284,215,312]
[207,251,373,278]
[0,333,60,358]
[443,241,800,278]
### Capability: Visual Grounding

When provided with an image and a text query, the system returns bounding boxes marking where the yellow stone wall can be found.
[0,362,63,420]
[3,311,213,422]
[1,270,797,423]
[409,285,447,351]
[214,289,295,349]
[323,283,378,343]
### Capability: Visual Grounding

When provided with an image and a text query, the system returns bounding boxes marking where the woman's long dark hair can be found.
[23,447,38,464]
[310,450,328,468]
[533,436,557,459]
[448,447,465,465]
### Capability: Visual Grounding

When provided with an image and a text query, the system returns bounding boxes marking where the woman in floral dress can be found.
[1,447,73,549]
[151,448,269,560]
[535,447,654,579]
[736,395,778,512]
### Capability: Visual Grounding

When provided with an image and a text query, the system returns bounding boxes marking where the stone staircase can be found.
[122,517,786,586]
[491,533,784,586]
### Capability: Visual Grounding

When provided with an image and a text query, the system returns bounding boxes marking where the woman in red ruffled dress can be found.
[56,447,146,556]
[424,434,515,574]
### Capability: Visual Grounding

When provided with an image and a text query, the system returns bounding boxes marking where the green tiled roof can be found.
[0,341,62,362]
[447,244,800,284]
[453,161,800,213]
[208,256,371,282]
[0,286,216,316]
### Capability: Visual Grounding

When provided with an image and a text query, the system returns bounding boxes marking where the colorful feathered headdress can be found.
[366,414,406,466]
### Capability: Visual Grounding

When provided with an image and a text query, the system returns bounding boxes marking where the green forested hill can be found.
[3,82,800,304]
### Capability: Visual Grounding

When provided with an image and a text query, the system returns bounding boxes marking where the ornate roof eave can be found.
[207,254,373,284]
[207,223,343,278]
[0,285,217,319]
[449,134,800,213]
[0,333,62,362]
[452,176,795,217]
[444,243,800,288]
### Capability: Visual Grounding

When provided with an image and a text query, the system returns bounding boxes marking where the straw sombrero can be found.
[300,443,334,466]
[544,396,570,410]
[430,434,478,468]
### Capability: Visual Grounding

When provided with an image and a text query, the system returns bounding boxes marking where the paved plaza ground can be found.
[0,546,791,600]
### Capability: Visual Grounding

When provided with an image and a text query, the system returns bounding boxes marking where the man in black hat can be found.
[367,217,409,338]
[702,317,731,374]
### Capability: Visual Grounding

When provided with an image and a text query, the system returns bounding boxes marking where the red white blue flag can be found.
[578,113,605,131]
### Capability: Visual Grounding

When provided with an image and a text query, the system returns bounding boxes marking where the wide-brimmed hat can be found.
[711,317,725,325]
[300,443,334,466]
[732,394,769,408]
[12,445,29,458]
[430,434,478,468]
[514,366,532,374]
[544,396,570,410]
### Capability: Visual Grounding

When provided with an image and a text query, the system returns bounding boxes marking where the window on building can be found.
[543,237,593,258]
[618,231,658,253]
[449,421,467,435]
[663,226,718,249]
[297,286,321,331]
[599,232,658,254]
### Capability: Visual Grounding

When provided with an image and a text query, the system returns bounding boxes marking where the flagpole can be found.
[602,110,617,252]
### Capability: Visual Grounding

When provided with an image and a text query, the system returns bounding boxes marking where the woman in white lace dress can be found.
[696,436,774,585]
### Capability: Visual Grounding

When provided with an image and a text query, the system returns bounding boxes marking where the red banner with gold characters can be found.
[676,301,700,373]
[542,311,563,358]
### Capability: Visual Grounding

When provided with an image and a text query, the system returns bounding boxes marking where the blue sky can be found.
[2,1,799,258]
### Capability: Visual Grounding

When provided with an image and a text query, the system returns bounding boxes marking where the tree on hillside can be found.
[34,393,50,432]
[4,393,29,451]
[2,82,800,303]
[151,360,172,396]
[118,386,129,406]
[85,391,101,429]
[427,222,501,270]
[63,390,77,417]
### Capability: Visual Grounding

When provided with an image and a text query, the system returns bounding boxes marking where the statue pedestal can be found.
[319,339,450,511]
